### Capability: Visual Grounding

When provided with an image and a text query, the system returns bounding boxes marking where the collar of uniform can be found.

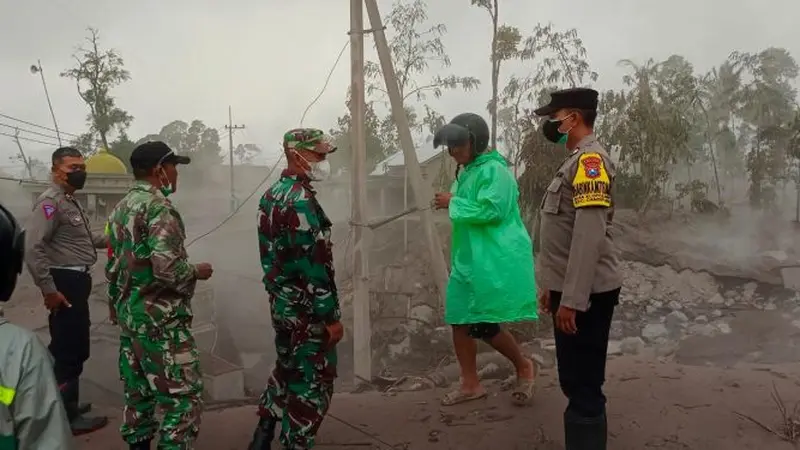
[131,180,162,196]
[574,133,597,151]
[280,169,314,192]
[50,182,70,198]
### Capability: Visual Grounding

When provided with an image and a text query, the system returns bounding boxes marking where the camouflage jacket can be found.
[106,181,197,336]
[257,170,341,324]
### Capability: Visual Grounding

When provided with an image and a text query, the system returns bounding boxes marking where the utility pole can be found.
[12,128,33,179]
[29,60,62,146]
[350,0,371,385]
[225,106,245,213]
[364,0,450,307]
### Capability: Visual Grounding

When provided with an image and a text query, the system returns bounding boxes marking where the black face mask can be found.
[65,170,87,190]
[542,120,567,144]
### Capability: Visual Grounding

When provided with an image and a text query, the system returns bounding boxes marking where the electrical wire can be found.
[0,113,81,138]
[187,31,350,370]
[0,131,59,147]
[0,122,63,142]
[299,40,350,127]
[184,156,282,248]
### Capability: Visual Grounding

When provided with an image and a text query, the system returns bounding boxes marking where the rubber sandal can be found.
[511,378,535,406]
[441,390,487,406]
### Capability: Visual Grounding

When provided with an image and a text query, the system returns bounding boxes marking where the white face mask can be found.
[294,151,330,181]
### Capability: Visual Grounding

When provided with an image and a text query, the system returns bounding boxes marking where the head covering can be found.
[534,87,599,116]
[283,128,336,154]
[129,141,191,171]
[0,204,24,302]
[433,113,490,153]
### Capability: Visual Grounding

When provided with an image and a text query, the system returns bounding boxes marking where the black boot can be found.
[129,440,151,450]
[564,410,607,450]
[75,379,92,415]
[77,402,92,415]
[60,380,109,436]
[247,416,277,450]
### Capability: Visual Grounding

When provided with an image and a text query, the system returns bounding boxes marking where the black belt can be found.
[52,265,91,273]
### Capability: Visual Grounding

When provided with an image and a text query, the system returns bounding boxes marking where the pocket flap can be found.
[546,177,562,193]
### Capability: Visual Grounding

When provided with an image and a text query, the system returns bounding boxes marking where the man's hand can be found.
[325,321,344,349]
[195,263,213,280]
[44,292,71,311]
[538,290,551,314]
[555,305,578,335]
[108,304,118,325]
[432,192,453,209]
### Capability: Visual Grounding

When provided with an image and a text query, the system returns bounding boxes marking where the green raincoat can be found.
[445,150,537,325]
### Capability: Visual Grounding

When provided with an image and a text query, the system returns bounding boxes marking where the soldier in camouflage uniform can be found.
[106,141,214,450]
[247,128,344,450]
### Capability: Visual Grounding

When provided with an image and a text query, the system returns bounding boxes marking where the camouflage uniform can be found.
[255,128,340,449]
[106,180,203,449]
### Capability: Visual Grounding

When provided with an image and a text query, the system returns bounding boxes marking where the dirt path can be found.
[73,356,800,449]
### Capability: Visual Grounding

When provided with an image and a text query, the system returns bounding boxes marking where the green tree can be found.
[700,61,745,186]
[233,143,262,165]
[513,25,597,217]
[470,0,522,150]
[139,119,224,168]
[109,131,136,171]
[328,95,393,175]
[730,48,798,208]
[365,0,480,144]
[602,57,698,214]
[498,24,597,177]
[61,27,132,153]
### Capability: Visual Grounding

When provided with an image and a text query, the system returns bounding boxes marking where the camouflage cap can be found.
[283,128,336,154]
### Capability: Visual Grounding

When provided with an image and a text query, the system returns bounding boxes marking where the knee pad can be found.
[467,323,501,340]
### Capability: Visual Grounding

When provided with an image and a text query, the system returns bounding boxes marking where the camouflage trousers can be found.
[258,295,337,449]
[118,327,204,449]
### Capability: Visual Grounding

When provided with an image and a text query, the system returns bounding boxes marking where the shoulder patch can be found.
[42,203,56,219]
[572,152,611,208]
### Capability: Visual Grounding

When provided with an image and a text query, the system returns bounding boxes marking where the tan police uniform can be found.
[532,86,622,450]
[536,134,621,310]
[24,183,108,430]
[26,185,105,294]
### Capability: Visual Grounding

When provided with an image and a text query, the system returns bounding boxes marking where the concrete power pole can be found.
[364,0,450,306]
[12,128,34,179]
[225,106,245,213]
[349,0,372,385]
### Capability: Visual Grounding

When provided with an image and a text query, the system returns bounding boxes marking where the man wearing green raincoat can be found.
[431,113,538,407]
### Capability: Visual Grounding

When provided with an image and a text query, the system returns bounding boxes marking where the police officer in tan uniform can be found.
[533,88,621,450]
[24,146,109,435]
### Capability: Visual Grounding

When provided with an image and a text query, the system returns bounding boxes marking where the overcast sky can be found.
[1,0,798,169]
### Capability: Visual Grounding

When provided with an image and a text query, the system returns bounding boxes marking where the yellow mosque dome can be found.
[86,148,128,174]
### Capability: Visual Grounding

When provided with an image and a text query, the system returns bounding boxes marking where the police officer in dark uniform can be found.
[24,146,109,435]
[0,203,74,447]
[533,88,622,450]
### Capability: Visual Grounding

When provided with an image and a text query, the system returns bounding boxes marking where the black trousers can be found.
[551,288,620,418]
[49,268,92,385]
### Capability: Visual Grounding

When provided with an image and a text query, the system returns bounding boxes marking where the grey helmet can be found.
[433,113,490,155]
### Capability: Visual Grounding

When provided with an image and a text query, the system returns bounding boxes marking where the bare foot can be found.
[441,386,487,406]
[517,357,536,380]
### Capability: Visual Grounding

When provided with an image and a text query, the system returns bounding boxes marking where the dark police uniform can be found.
[24,183,109,433]
[533,88,622,450]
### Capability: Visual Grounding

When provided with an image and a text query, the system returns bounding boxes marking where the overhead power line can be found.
[0,113,80,138]
[0,130,59,147]
[0,122,61,142]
